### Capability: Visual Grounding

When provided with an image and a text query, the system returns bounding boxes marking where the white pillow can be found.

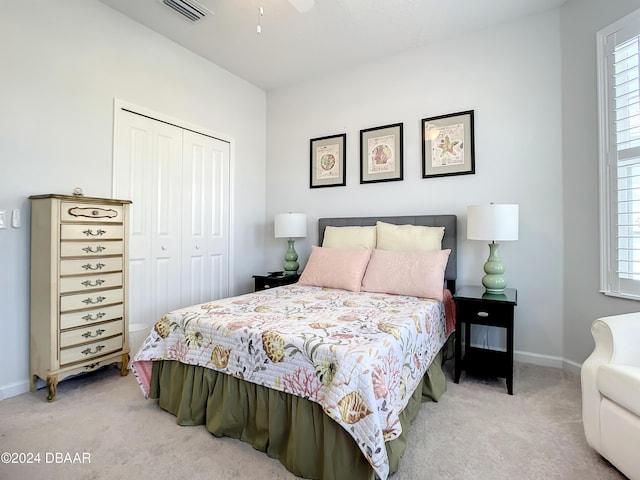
[376,221,444,251]
[322,225,377,249]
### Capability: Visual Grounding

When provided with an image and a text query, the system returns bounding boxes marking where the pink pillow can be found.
[298,246,373,292]
[361,249,451,301]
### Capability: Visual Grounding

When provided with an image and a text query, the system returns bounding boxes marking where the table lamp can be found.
[274,213,307,276]
[467,204,519,293]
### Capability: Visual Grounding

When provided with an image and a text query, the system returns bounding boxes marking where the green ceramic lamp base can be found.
[481,242,507,293]
[283,238,299,276]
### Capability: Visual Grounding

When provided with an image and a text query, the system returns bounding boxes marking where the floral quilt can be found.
[131,284,452,480]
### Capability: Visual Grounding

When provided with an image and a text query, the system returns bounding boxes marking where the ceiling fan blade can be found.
[288,0,315,13]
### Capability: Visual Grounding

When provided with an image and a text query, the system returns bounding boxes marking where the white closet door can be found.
[114,107,230,329]
[181,130,230,306]
[114,111,183,327]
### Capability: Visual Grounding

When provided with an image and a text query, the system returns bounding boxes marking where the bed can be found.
[131,214,457,480]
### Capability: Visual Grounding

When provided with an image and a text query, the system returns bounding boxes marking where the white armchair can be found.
[581,312,640,480]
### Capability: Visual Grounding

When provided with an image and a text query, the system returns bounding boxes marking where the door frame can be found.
[111,98,235,296]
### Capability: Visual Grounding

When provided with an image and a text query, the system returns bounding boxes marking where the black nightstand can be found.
[253,273,300,292]
[453,285,518,394]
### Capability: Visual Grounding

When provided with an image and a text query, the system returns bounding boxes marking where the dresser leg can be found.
[30,375,38,392]
[120,353,130,376]
[46,375,58,402]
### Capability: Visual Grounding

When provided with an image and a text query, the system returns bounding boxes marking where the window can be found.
[598,8,640,300]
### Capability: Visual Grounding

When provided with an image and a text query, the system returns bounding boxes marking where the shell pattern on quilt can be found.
[132,284,448,480]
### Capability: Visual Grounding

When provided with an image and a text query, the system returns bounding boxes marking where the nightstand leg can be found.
[454,323,462,383]
[507,320,514,395]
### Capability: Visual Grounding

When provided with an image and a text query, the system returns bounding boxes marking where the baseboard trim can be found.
[514,350,564,368]
[0,380,30,401]
[0,351,584,401]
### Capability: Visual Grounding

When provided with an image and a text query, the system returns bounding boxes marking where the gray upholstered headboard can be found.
[318,215,457,291]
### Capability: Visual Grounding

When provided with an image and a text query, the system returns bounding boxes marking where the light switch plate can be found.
[11,209,20,228]
[0,210,5,229]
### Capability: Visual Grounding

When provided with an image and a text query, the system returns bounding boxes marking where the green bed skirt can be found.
[149,335,454,480]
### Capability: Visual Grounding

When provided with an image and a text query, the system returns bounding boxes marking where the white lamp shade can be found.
[467,204,519,241]
[274,213,307,238]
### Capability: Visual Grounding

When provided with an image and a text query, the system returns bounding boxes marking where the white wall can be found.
[266,12,564,366]
[0,0,266,398]
[560,0,640,365]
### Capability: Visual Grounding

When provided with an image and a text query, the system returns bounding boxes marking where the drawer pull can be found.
[81,279,105,288]
[477,311,489,317]
[82,245,106,254]
[82,312,106,322]
[82,296,106,305]
[84,362,101,370]
[82,262,105,271]
[68,207,117,219]
[81,345,105,356]
[82,228,106,237]
[82,328,106,339]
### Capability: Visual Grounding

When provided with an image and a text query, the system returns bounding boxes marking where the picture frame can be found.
[422,110,475,178]
[310,133,346,188]
[360,123,403,184]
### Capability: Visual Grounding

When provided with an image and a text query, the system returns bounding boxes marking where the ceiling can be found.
[98,0,567,91]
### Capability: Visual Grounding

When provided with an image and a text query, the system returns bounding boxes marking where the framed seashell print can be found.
[422,110,475,178]
[359,123,404,184]
[310,133,347,188]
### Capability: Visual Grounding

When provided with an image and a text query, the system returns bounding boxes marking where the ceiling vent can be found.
[162,0,213,23]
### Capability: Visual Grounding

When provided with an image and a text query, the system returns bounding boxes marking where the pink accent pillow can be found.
[361,249,451,301]
[298,246,373,292]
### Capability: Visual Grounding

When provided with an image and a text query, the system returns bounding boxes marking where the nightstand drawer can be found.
[457,301,514,327]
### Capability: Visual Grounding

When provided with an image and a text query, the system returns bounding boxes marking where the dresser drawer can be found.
[60,224,124,240]
[60,335,123,365]
[60,319,124,348]
[60,257,123,275]
[60,303,123,329]
[60,288,123,312]
[60,272,122,294]
[60,240,123,258]
[61,202,124,223]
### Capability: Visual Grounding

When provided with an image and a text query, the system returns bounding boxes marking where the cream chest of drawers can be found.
[29,194,132,401]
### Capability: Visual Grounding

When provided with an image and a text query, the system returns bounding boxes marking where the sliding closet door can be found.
[113,106,230,328]
[181,130,230,306]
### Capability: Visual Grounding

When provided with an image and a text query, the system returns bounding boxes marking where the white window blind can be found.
[599,8,640,299]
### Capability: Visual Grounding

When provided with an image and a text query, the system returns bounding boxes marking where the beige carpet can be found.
[0,361,626,480]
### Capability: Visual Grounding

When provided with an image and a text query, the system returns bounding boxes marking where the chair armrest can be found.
[581,312,640,451]
[591,312,640,367]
